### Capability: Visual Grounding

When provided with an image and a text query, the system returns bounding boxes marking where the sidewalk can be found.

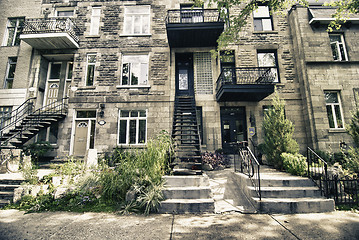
[0,209,358,239]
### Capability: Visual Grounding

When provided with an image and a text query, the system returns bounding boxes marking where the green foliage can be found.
[348,109,359,147]
[262,92,299,169]
[21,160,38,185]
[137,182,164,215]
[344,147,359,175]
[22,141,52,163]
[55,156,85,184]
[281,152,307,176]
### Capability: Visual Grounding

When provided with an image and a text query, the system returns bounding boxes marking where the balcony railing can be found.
[166,9,223,24]
[22,18,80,43]
[216,67,275,102]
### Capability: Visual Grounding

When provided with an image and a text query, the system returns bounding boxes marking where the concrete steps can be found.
[0,179,24,208]
[159,175,214,213]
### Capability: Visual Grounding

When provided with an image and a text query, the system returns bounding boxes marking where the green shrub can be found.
[262,92,299,169]
[281,153,308,176]
[344,147,359,175]
[348,109,359,147]
[22,141,52,164]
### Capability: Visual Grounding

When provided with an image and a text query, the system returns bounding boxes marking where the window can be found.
[0,106,12,128]
[220,50,236,84]
[121,55,149,86]
[194,52,213,94]
[4,57,17,89]
[3,18,24,46]
[123,5,150,35]
[118,110,147,145]
[253,6,273,31]
[329,33,348,61]
[257,51,279,82]
[325,91,344,129]
[86,54,96,86]
[56,9,74,17]
[90,7,101,35]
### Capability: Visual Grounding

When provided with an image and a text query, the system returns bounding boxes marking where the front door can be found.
[220,107,247,153]
[72,111,96,156]
[176,53,194,96]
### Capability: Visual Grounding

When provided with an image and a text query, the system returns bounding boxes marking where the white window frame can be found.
[118,109,147,145]
[90,7,101,35]
[325,91,345,129]
[257,51,279,82]
[86,54,96,86]
[2,18,24,46]
[329,33,348,61]
[55,8,75,17]
[123,5,151,36]
[121,54,149,86]
[4,57,17,89]
[253,6,273,31]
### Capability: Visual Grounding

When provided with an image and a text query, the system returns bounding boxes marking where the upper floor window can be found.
[90,7,101,35]
[257,51,279,82]
[329,33,348,61]
[121,55,149,86]
[56,8,74,17]
[123,5,150,35]
[2,18,24,46]
[0,106,12,127]
[325,91,344,129]
[86,54,96,86]
[4,57,17,89]
[253,6,273,31]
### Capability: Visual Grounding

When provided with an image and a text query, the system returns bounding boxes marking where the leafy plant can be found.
[22,141,52,164]
[262,92,299,169]
[21,160,38,185]
[348,109,359,147]
[281,153,307,177]
[201,151,229,169]
[55,156,85,184]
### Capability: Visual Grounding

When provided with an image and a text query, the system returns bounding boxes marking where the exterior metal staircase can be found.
[0,98,68,149]
[171,96,202,175]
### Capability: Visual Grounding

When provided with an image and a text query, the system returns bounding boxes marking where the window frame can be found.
[0,106,12,128]
[55,8,75,17]
[123,5,151,36]
[2,18,24,46]
[120,54,149,86]
[118,109,147,145]
[86,53,97,86]
[329,33,348,61]
[325,91,345,129]
[257,50,279,83]
[90,6,101,35]
[4,57,17,89]
[253,5,273,31]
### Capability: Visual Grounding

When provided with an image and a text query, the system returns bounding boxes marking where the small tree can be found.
[348,109,359,147]
[262,92,299,169]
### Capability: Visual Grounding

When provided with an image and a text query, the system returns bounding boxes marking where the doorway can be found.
[220,107,247,153]
[175,53,194,96]
[72,110,96,156]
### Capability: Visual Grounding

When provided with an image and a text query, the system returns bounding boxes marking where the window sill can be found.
[117,144,146,148]
[116,85,150,89]
[328,128,346,133]
[253,30,278,34]
[119,34,152,37]
[85,35,100,38]
[78,86,96,90]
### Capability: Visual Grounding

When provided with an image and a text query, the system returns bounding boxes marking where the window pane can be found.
[119,120,127,144]
[8,63,16,79]
[325,92,338,103]
[130,63,140,85]
[88,55,96,63]
[133,16,141,34]
[329,35,341,42]
[139,110,146,117]
[57,11,74,17]
[258,53,276,67]
[130,111,138,117]
[6,28,15,46]
[262,19,273,31]
[121,110,129,117]
[67,63,73,79]
[334,105,343,128]
[77,110,96,118]
[139,120,146,143]
[331,43,340,61]
[122,63,129,85]
[253,6,270,18]
[326,105,335,128]
[87,65,95,86]
[129,120,137,144]
[253,19,263,31]
[50,63,61,79]
[142,15,149,33]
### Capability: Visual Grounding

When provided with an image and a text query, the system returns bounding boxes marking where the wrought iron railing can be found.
[235,141,261,200]
[22,18,80,43]
[216,67,276,91]
[166,9,223,24]
[307,147,359,206]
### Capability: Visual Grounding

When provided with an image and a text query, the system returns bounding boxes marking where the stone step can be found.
[254,177,316,187]
[0,191,14,200]
[159,199,215,214]
[163,175,209,187]
[163,187,212,199]
[249,186,322,198]
[0,199,10,208]
[0,179,24,185]
[253,197,335,214]
[0,184,21,191]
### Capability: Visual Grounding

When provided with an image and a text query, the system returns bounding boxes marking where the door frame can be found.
[175,53,194,96]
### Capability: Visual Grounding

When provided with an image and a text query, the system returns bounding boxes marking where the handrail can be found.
[166,9,223,24]
[236,142,261,200]
[307,147,329,197]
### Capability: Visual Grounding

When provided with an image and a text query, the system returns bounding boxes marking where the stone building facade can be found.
[0,0,357,159]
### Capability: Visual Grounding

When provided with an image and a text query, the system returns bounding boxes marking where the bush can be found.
[348,109,359,147]
[201,151,229,169]
[281,153,307,177]
[262,92,299,169]
[22,141,52,164]
[344,147,359,175]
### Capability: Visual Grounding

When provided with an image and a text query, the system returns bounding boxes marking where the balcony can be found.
[20,18,80,49]
[166,9,224,48]
[216,67,275,102]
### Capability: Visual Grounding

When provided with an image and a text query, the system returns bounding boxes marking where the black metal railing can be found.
[307,147,359,206]
[166,9,223,24]
[0,97,68,148]
[235,141,261,200]
[0,97,36,139]
[22,18,80,43]
[216,67,276,91]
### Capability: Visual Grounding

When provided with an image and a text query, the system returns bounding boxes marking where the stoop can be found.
[159,175,214,214]
[225,166,335,214]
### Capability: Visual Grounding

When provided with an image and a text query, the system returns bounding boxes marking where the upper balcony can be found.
[216,67,275,102]
[166,9,224,48]
[20,18,80,49]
